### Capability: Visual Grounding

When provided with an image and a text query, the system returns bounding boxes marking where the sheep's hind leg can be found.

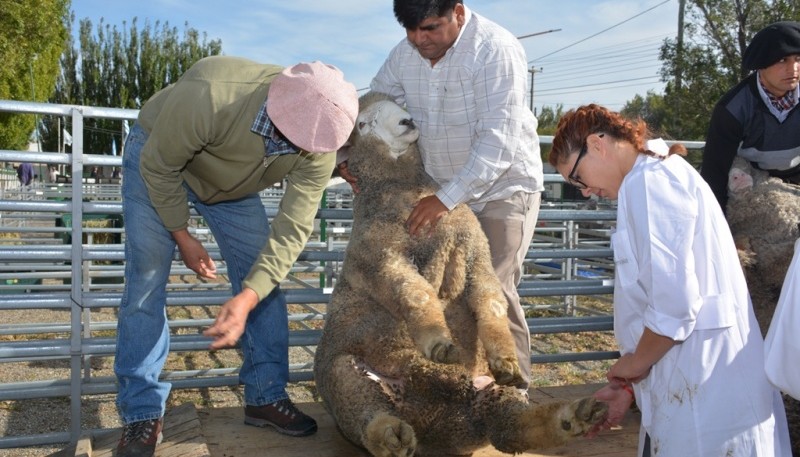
[364,412,417,457]
[476,383,607,453]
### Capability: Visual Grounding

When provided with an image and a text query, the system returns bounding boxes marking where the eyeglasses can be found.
[567,133,603,190]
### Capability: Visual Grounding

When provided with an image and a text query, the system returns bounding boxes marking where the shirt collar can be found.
[757,71,799,113]
[251,101,299,157]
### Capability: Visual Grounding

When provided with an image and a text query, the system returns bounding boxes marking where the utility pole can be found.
[675,0,685,93]
[529,67,543,112]
[674,0,686,135]
[515,29,559,113]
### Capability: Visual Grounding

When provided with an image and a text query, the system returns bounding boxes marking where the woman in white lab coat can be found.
[548,104,790,457]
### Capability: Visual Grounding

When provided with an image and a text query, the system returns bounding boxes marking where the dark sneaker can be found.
[116,418,163,457]
[244,399,318,437]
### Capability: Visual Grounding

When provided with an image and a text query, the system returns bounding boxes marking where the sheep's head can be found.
[355,99,419,159]
[728,167,754,194]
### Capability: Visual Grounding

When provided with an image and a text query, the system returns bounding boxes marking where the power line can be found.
[536,63,661,87]
[539,51,662,76]
[535,34,669,65]
[536,77,662,96]
[530,0,672,63]
[536,75,660,93]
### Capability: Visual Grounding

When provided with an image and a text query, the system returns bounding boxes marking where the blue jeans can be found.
[114,123,290,424]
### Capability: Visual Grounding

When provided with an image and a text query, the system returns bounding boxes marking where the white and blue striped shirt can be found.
[371,7,544,210]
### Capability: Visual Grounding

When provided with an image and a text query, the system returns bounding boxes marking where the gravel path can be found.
[0,271,320,457]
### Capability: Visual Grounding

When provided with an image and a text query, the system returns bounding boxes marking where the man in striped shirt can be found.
[369,0,544,394]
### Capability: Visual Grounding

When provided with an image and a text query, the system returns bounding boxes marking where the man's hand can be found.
[203,288,259,350]
[336,160,360,194]
[172,229,217,279]
[406,195,449,237]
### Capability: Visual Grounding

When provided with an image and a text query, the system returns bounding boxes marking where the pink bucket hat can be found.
[267,61,358,153]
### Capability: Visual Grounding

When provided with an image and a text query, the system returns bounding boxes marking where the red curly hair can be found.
[548,104,685,168]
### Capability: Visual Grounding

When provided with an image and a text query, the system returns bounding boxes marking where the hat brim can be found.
[267,63,358,153]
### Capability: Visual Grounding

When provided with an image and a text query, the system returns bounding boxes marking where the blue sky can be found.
[70,0,680,113]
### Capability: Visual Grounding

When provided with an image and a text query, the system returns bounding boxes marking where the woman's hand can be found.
[586,381,635,438]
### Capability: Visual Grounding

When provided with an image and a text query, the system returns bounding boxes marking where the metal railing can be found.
[0,99,636,448]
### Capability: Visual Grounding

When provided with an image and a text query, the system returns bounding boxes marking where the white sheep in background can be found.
[726,156,800,334]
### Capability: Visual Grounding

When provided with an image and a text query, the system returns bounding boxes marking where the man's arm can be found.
[242,152,336,300]
[435,41,534,209]
[700,101,745,210]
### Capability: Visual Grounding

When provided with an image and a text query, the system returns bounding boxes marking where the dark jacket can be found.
[700,73,800,208]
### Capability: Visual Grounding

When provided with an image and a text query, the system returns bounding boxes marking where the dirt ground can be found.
[0,292,618,457]
[1,290,797,456]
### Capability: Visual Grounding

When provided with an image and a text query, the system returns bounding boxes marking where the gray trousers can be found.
[474,191,541,390]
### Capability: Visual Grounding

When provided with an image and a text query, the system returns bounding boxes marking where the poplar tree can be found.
[0,0,69,151]
[42,15,222,156]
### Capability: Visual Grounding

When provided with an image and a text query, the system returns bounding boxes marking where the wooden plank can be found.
[75,384,639,457]
[74,434,93,457]
[201,384,640,457]
[91,403,211,457]
[200,403,371,457]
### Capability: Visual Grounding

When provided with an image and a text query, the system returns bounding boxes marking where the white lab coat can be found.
[611,154,790,457]
[764,239,800,400]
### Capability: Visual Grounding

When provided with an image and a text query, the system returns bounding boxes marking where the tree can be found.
[620,91,669,135]
[536,104,567,136]
[41,15,222,158]
[535,104,567,163]
[658,0,800,141]
[0,0,70,151]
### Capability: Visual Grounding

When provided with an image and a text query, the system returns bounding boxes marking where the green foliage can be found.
[42,15,223,156]
[535,104,567,163]
[535,104,567,136]
[620,91,669,135]
[0,0,70,150]
[656,0,800,141]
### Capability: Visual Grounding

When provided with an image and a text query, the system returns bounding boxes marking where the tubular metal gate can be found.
[0,99,703,449]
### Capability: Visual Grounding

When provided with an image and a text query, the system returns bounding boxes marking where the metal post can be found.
[69,108,85,443]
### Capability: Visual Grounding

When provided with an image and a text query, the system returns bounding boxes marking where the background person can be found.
[16,162,34,187]
[114,56,357,457]
[701,21,800,209]
[549,104,790,456]
[352,0,544,393]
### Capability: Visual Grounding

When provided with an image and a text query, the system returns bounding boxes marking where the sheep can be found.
[313,92,607,457]
[726,156,800,334]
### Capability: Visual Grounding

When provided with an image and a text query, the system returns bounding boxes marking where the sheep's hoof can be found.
[487,356,523,386]
[364,412,417,457]
[559,397,608,436]
[430,339,460,364]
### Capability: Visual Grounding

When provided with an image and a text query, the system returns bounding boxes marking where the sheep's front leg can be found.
[465,254,523,386]
[349,237,459,364]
